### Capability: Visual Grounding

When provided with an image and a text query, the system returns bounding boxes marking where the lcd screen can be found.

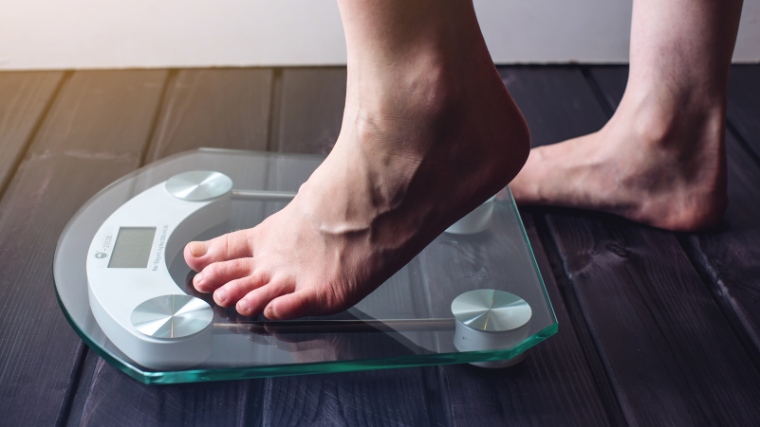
[108,227,156,268]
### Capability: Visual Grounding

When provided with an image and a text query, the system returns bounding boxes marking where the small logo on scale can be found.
[95,252,107,259]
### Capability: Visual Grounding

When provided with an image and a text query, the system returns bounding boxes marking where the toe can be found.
[184,229,254,272]
[264,288,326,320]
[193,258,254,293]
[212,270,270,308]
[237,279,296,317]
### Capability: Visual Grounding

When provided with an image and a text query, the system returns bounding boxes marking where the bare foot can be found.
[510,96,728,231]
[508,0,740,232]
[184,0,530,319]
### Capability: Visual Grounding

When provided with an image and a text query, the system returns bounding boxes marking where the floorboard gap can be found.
[532,210,629,427]
[139,69,176,167]
[676,231,760,374]
[666,91,760,373]
[727,118,760,172]
[0,70,70,202]
[266,68,283,153]
[55,343,89,427]
[580,66,617,118]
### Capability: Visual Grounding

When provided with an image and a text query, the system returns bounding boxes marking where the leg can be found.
[184,0,530,319]
[510,0,743,231]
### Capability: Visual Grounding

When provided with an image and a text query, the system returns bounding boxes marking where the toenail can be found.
[189,241,208,257]
[215,289,227,304]
[265,305,277,320]
[194,272,204,287]
[237,299,250,314]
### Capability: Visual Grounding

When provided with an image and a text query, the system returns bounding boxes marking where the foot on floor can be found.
[509,92,728,232]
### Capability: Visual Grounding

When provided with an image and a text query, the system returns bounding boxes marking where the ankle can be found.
[347,60,461,121]
[612,89,725,154]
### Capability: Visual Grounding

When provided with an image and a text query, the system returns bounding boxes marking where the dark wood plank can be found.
[262,368,448,427]
[585,66,628,117]
[541,66,760,426]
[145,68,274,161]
[66,352,256,427]
[429,67,619,427]
[0,71,63,195]
[65,69,275,427]
[700,137,760,357]
[501,67,608,148]
[546,210,760,426]
[726,65,760,161]
[692,66,760,356]
[275,67,346,154]
[0,70,167,426]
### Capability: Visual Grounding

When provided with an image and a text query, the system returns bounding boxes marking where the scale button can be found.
[451,289,531,332]
[165,171,233,201]
[451,289,532,368]
[130,294,213,339]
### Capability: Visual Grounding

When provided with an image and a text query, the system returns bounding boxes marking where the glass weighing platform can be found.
[54,149,557,384]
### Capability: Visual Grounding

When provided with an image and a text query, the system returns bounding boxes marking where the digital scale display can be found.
[108,227,156,268]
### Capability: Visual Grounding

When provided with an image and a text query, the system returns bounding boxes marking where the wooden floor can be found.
[1,65,759,427]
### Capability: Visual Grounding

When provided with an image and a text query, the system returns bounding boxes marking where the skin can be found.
[185,0,530,319]
[510,0,744,231]
[187,0,744,318]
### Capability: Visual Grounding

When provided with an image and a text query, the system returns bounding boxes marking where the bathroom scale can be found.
[53,148,557,384]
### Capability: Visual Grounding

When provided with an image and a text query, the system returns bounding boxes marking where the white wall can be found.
[0,0,757,70]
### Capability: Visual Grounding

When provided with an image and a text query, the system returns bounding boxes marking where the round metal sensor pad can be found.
[451,289,531,333]
[166,171,233,201]
[130,294,213,339]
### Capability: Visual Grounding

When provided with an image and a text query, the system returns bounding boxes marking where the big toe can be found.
[184,229,254,272]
